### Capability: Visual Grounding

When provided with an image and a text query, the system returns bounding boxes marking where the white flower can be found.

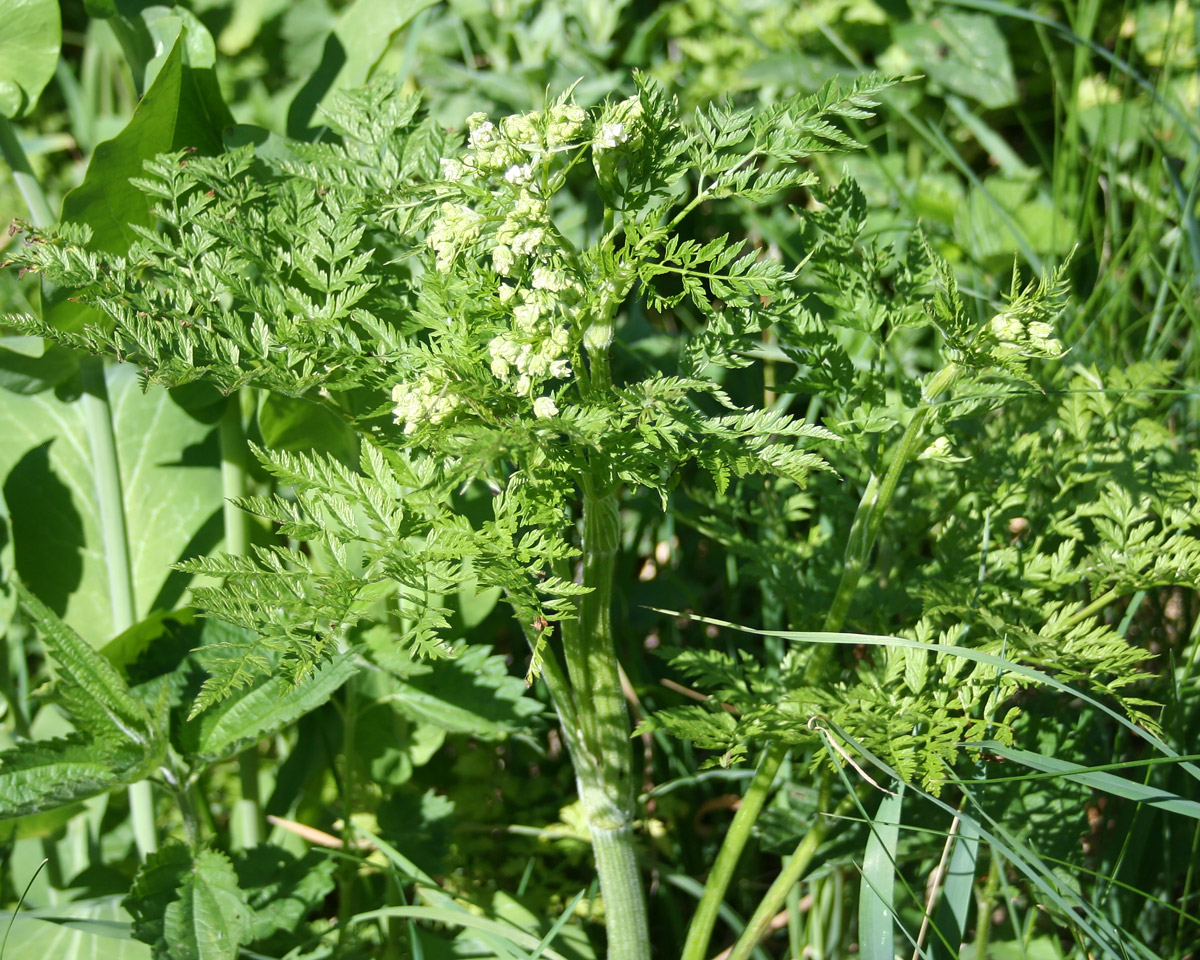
[533,396,559,418]
[439,158,465,182]
[511,227,545,256]
[595,121,628,150]
[548,357,572,379]
[466,114,496,148]
[531,265,573,292]
[504,163,535,185]
[492,244,515,274]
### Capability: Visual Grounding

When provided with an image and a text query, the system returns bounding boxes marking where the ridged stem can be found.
[562,481,650,960]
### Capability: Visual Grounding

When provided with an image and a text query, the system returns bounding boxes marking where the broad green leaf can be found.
[233,846,336,941]
[287,0,440,138]
[858,786,903,960]
[893,12,1017,110]
[257,392,359,468]
[0,364,222,640]
[46,26,233,333]
[3,896,149,960]
[0,734,158,819]
[163,849,253,960]
[375,642,543,739]
[0,0,61,119]
[0,800,84,842]
[180,653,359,762]
[126,843,253,960]
[0,338,78,394]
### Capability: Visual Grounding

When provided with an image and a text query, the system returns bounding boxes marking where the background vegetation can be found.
[1,1,1198,958]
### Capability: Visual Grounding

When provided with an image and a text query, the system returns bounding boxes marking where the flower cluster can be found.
[488,280,578,397]
[391,374,461,434]
[592,96,644,153]
[987,312,1064,360]
[425,202,485,271]
[403,95,612,424]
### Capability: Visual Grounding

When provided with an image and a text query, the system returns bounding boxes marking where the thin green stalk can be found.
[337,673,360,950]
[822,363,960,639]
[725,793,857,960]
[0,116,55,228]
[220,394,262,850]
[81,357,157,858]
[679,745,785,960]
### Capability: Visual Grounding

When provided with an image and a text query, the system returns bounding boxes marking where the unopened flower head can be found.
[987,311,1064,360]
[533,396,559,419]
[501,111,541,150]
[427,202,485,271]
[391,375,461,434]
[546,101,587,147]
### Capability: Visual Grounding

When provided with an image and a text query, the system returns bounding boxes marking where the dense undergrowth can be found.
[0,2,1198,959]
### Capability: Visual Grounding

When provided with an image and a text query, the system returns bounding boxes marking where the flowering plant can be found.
[6,72,1193,960]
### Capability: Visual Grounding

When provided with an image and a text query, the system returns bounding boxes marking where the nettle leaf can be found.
[0,593,171,818]
[180,653,359,762]
[126,843,254,960]
[16,586,154,743]
[0,734,158,820]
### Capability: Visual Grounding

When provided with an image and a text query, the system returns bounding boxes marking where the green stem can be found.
[0,115,55,228]
[220,394,262,850]
[725,793,857,960]
[337,673,360,949]
[562,482,649,960]
[679,744,785,960]
[1060,586,1121,630]
[80,358,157,858]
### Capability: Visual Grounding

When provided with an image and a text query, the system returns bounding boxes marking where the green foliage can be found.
[125,843,253,960]
[2,2,1199,959]
[0,588,165,819]
[0,0,61,120]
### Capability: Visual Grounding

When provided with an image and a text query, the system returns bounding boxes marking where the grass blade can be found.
[859,786,904,960]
